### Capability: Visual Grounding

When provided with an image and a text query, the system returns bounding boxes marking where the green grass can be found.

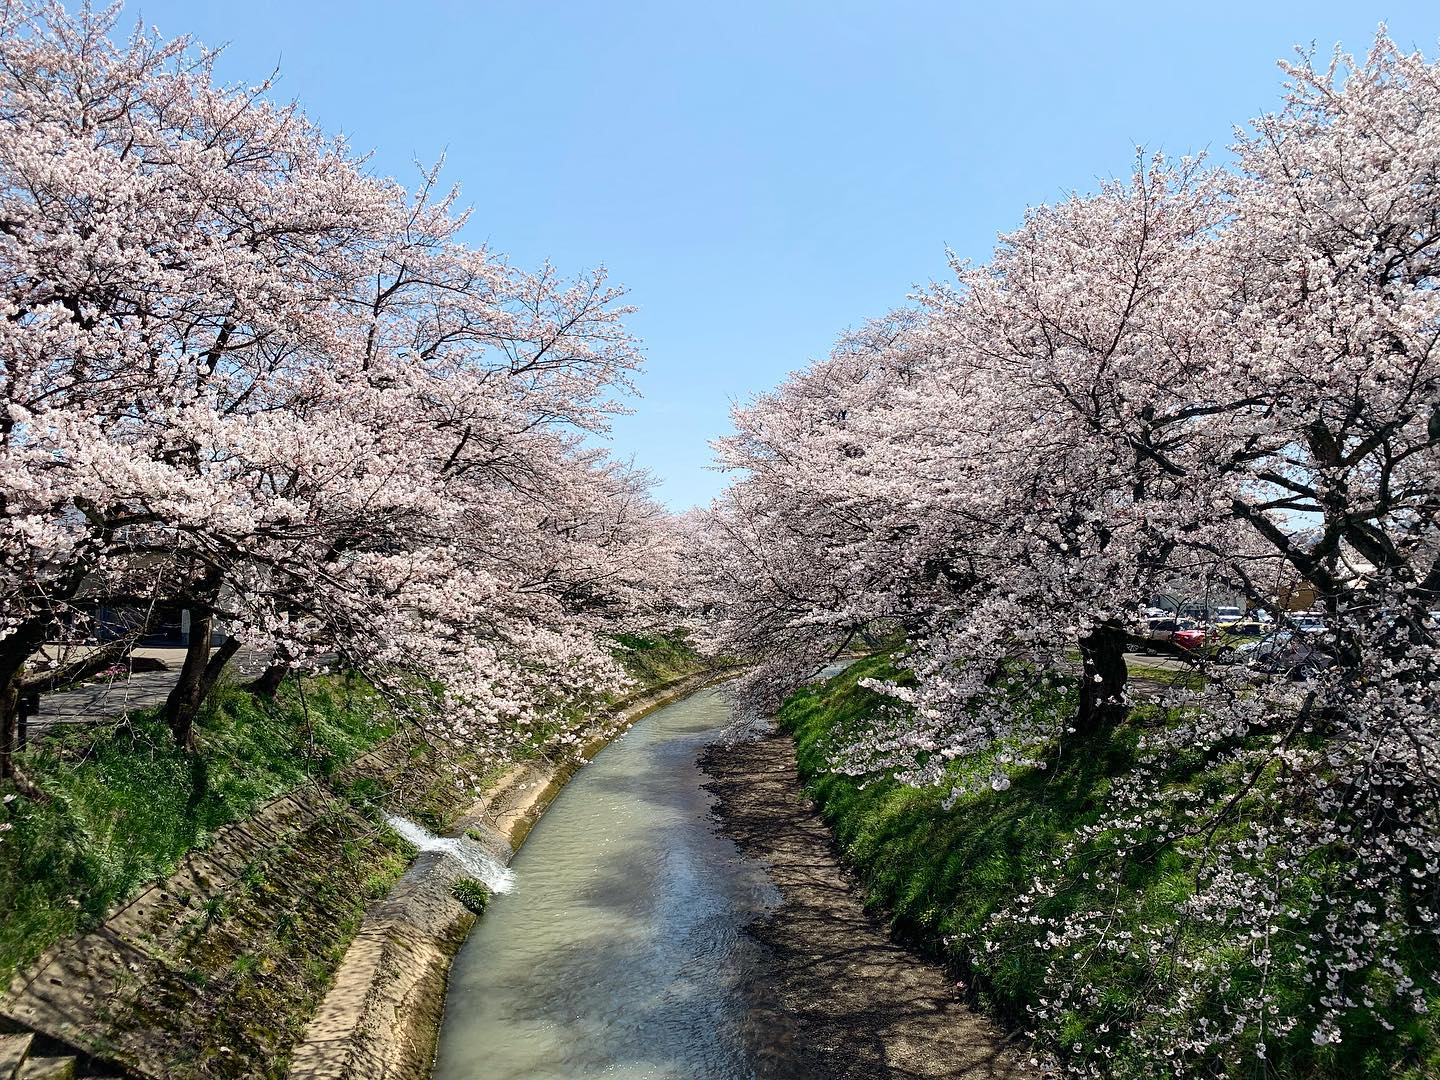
[451,877,492,916]
[612,629,708,686]
[1124,659,1208,688]
[779,654,1440,1079]
[0,674,396,982]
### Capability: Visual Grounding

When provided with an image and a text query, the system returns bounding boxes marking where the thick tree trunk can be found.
[162,614,240,749]
[0,619,50,797]
[0,676,17,777]
[0,678,44,799]
[245,662,289,699]
[0,684,46,800]
[1076,623,1129,737]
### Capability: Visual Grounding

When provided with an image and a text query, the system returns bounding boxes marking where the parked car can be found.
[1237,628,1286,658]
[1192,619,1267,662]
[1172,625,1210,652]
[1140,617,1197,653]
[1170,618,1267,660]
[1212,606,1244,624]
[1243,629,1335,678]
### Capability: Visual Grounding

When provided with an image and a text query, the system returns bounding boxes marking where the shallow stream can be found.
[432,685,793,1080]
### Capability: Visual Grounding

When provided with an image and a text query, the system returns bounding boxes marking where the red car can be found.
[1172,626,1209,652]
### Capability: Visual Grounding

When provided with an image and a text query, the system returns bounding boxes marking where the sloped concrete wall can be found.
[286,668,735,1080]
[0,729,482,1079]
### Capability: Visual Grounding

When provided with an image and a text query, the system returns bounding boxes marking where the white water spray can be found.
[385,814,517,894]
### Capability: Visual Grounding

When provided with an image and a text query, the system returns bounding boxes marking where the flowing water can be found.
[431,685,794,1080]
[384,814,517,895]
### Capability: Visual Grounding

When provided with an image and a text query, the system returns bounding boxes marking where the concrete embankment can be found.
[1,731,426,1079]
[0,668,729,1080]
[285,668,735,1080]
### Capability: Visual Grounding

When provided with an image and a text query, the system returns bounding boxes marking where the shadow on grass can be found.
[777,654,1440,1079]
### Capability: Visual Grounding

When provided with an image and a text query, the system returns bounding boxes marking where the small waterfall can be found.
[385,814,516,894]
[462,820,515,865]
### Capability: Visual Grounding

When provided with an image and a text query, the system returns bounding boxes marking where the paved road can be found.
[28,646,269,737]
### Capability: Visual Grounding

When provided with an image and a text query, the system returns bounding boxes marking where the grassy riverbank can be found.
[614,631,707,685]
[0,676,403,984]
[779,655,1439,1079]
[0,631,707,987]
[0,631,710,1076]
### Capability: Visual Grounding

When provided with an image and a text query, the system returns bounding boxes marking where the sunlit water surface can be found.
[432,686,790,1080]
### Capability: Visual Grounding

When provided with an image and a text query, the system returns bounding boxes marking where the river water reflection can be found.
[432,685,792,1080]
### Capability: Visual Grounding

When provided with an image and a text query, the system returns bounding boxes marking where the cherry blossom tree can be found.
[0,0,668,773]
[692,313,940,714]
[701,31,1440,1073]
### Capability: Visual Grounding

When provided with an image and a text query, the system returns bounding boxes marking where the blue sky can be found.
[127,1,1440,508]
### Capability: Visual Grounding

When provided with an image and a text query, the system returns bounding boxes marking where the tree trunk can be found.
[162,614,240,749]
[0,619,51,798]
[1076,623,1129,737]
[245,662,289,699]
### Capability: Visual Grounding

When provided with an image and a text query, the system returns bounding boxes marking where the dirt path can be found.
[702,731,1030,1080]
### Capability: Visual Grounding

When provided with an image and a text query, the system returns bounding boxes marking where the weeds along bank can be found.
[780,656,1439,1080]
[0,633,707,1079]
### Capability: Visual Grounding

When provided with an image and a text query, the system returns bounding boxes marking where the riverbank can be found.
[766,654,1440,1079]
[0,715,432,1078]
[0,633,714,1079]
[701,728,1027,1078]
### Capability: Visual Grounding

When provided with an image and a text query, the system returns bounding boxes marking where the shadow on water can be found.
[431,688,807,1080]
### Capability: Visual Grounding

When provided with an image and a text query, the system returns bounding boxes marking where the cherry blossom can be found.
[0,1,674,772]
[700,31,1440,1072]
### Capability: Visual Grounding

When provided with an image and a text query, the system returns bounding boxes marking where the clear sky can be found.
[125,1,1440,508]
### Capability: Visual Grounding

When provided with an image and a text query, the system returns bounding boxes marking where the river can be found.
[431,684,797,1080]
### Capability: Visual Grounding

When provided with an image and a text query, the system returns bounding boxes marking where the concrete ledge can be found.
[286,668,738,1080]
[286,853,473,1080]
